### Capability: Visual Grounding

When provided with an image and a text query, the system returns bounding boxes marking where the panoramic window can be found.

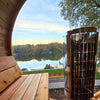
[12,0,69,72]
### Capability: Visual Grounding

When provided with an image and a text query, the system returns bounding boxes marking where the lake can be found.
[17,57,64,71]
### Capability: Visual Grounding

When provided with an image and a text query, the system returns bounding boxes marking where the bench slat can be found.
[0,56,17,71]
[22,74,41,100]
[0,75,28,100]
[0,65,22,93]
[0,73,49,100]
[9,75,35,100]
[35,73,49,100]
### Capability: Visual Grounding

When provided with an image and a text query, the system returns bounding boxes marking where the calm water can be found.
[17,57,64,71]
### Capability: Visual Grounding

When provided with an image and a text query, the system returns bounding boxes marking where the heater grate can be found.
[71,32,98,100]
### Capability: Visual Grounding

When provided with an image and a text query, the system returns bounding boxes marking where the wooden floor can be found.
[0,73,48,100]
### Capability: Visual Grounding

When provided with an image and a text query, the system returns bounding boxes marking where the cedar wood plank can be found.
[0,51,8,56]
[0,40,5,46]
[35,73,49,100]
[9,75,34,100]
[0,41,6,48]
[0,0,24,24]
[0,75,28,100]
[0,34,6,40]
[0,56,17,71]
[0,45,7,53]
[22,74,41,100]
[0,26,8,36]
[0,65,22,93]
[0,53,8,56]
[0,0,14,23]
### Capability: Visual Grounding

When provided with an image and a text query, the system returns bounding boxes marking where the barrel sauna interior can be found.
[0,1,49,100]
[64,27,99,100]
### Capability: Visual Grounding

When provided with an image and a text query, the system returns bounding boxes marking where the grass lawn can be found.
[23,68,64,75]
[23,68,100,80]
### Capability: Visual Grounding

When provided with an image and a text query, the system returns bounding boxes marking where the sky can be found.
[12,0,71,45]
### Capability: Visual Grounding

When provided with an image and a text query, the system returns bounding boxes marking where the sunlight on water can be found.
[17,57,64,71]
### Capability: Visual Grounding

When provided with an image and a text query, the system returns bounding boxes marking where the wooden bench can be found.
[0,56,49,100]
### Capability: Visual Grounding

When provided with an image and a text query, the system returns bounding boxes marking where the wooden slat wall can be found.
[0,65,22,93]
[0,1,10,56]
[0,56,17,72]
[0,0,26,56]
[0,0,26,94]
[0,56,22,93]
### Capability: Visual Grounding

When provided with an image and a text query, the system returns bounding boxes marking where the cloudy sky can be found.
[12,0,70,45]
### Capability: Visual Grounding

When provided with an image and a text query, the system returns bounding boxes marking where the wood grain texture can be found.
[0,40,5,47]
[0,25,8,35]
[0,52,8,56]
[0,34,6,40]
[0,0,25,24]
[0,25,7,37]
[0,0,26,56]
[0,73,49,100]
[0,75,28,100]
[0,65,22,93]
[0,51,8,56]
[0,18,7,28]
[0,51,8,55]
[9,75,34,100]
[35,73,49,100]
[0,47,6,52]
[0,56,17,71]
[22,74,41,100]
[0,1,14,23]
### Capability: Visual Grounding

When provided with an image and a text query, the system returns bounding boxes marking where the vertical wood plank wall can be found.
[0,0,26,56]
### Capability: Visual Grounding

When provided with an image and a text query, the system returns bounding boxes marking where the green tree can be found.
[59,0,100,28]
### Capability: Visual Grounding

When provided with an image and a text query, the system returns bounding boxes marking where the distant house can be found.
[42,49,52,54]
[21,68,28,72]
[53,61,64,69]
[57,65,64,69]
[13,52,34,57]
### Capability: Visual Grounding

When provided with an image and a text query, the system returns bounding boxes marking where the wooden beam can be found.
[35,73,49,100]
[22,74,41,100]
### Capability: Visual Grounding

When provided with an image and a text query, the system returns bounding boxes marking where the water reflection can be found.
[17,57,64,71]
[15,53,64,71]
[14,53,62,61]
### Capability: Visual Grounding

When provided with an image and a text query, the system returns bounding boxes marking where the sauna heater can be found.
[64,27,99,100]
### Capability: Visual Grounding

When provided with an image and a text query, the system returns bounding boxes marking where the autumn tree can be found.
[59,0,100,28]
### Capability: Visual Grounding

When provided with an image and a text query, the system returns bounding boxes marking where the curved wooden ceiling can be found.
[0,0,26,56]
